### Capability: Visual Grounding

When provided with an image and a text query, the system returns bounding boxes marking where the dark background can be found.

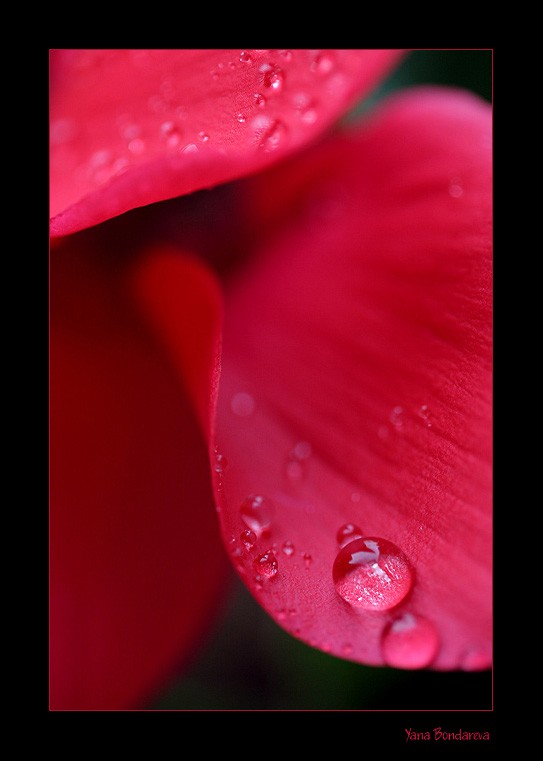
[148,49,493,714]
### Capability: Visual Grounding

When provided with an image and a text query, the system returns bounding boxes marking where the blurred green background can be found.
[148,49,493,713]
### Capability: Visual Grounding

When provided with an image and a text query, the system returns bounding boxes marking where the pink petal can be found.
[50,237,229,709]
[50,49,404,237]
[209,87,492,671]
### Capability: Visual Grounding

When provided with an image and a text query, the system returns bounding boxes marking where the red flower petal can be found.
[50,49,404,237]
[208,87,492,671]
[50,237,229,709]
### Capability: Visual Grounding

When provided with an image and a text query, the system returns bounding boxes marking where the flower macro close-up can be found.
[49,49,493,713]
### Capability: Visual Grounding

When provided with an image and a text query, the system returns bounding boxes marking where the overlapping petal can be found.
[49,235,230,709]
[50,49,404,237]
[146,87,490,672]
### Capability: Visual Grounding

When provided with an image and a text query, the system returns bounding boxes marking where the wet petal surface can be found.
[50,49,403,236]
[210,88,492,670]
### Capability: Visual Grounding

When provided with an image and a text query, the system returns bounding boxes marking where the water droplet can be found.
[240,529,257,548]
[254,550,278,578]
[285,460,303,481]
[214,453,228,474]
[311,51,335,74]
[390,405,404,428]
[460,646,490,671]
[254,93,267,108]
[381,613,440,669]
[128,138,145,155]
[282,540,295,556]
[198,131,210,143]
[255,117,287,153]
[418,404,432,427]
[332,537,413,610]
[160,120,182,148]
[449,177,464,198]
[336,523,364,548]
[292,441,312,460]
[231,391,255,417]
[302,552,312,569]
[236,113,246,124]
[260,62,284,93]
[240,494,275,535]
[119,122,142,141]
[239,51,253,64]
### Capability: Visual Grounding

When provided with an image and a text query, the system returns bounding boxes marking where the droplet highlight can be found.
[240,494,275,535]
[381,613,440,669]
[332,537,413,610]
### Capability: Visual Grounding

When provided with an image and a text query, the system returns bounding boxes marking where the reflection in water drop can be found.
[333,537,413,610]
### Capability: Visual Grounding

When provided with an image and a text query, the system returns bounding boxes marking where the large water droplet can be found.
[240,494,275,535]
[332,537,413,610]
[381,613,440,669]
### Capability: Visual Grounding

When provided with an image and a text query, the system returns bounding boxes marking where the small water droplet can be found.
[236,112,247,123]
[285,459,304,481]
[198,131,210,143]
[240,529,257,548]
[460,646,490,671]
[260,62,284,93]
[231,391,255,417]
[381,613,440,669]
[418,404,432,427]
[292,441,312,460]
[449,177,464,198]
[302,552,312,569]
[160,120,182,148]
[389,405,404,428]
[332,537,413,610]
[214,453,228,474]
[254,550,278,578]
[239,51,253,64]
[128,138,145,155]
[240,494,275,535]
[310,51,335,74]
[254,93,267,108]
[336,523,364,548]
[255,117,287,153]
[282,540,295,556]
